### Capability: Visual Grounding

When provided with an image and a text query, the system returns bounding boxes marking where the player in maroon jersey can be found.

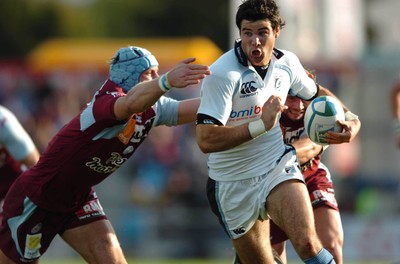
[0,46,210,264]
[270,93,344,264]
[0,105,40,225]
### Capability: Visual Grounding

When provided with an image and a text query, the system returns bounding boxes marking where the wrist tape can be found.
[344,111,359,121]
[248,119,266,139]
[158,72,172,92]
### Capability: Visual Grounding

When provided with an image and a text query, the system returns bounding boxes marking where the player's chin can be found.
[248,55,263,65]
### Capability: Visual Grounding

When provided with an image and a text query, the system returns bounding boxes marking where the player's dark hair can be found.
[236,0,286,31]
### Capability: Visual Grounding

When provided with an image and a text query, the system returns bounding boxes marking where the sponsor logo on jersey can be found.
[128,117,153,144]
[85,152,127,174]
[239,72,264,98]
[240,81,258,95]
[203,119,216,124]
[284,128,304,144]
[76,198,106,220]
[230,105,263,121]
[311,189,338,207]
[118,117,136,145]
[24,233,41,260]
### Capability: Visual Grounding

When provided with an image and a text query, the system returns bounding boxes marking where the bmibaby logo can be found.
[230,105,263,122]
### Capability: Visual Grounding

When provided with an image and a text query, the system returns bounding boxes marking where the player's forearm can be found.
[177,98,201,125]
[196,124,251,153]
[291,138,322,164]
[114,79,165,120]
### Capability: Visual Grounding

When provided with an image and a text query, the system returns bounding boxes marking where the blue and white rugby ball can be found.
[304,96,345,145]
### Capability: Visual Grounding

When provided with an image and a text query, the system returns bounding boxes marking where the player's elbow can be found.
[196,124,225,153]
[196,138,213,153]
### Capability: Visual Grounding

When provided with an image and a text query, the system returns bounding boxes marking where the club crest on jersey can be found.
[274,73,283,91]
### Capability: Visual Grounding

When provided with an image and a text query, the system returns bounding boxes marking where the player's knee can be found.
[290,236,322,258]
[321,233,343,254]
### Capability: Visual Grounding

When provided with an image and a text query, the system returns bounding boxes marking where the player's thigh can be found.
[314,206,343,247]
[61,219,126,264]
[267,180,315,240]
[232,219,274,264]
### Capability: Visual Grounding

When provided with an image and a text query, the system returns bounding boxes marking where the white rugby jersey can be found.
[0,105,36,161]
[197,44,317,181]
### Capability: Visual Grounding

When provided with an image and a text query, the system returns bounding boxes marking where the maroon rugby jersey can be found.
[16,80,158,213]
[0,147,24,199]
[279,112,320,179]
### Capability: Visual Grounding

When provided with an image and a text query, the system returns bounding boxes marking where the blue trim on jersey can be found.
[92,124,126,140]
[275,64,293,81]
[80,99,97,132]
[8,196,38,256]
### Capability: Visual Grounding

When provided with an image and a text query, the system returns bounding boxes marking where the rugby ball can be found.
[304,96,345,145]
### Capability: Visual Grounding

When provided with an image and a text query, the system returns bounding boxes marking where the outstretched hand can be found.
[324,118,361,144]
[167,58,211,88]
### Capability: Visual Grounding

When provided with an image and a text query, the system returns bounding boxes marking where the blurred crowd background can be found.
[1,0,400,262]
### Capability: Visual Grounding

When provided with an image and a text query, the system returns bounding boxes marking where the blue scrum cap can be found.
[109,46,159,92]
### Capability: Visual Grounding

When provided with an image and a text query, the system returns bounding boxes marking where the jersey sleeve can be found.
[0,106,36,161]
[92,92,121,121]
[286,52,318,100]
[154,96,179,126]
[79,91,122,132]
[197,73,234,125]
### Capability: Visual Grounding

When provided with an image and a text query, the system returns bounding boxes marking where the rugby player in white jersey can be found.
[0,105,39,225]
[196,0,360,263]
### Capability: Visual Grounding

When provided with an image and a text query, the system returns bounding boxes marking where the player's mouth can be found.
[251,49,262,58]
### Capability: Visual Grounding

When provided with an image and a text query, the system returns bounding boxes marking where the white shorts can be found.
[207,147,304,239]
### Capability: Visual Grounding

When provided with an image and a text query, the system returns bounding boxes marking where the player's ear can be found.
[274,26,280,38]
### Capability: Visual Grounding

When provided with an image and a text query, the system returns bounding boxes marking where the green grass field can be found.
[40,259,393,264]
